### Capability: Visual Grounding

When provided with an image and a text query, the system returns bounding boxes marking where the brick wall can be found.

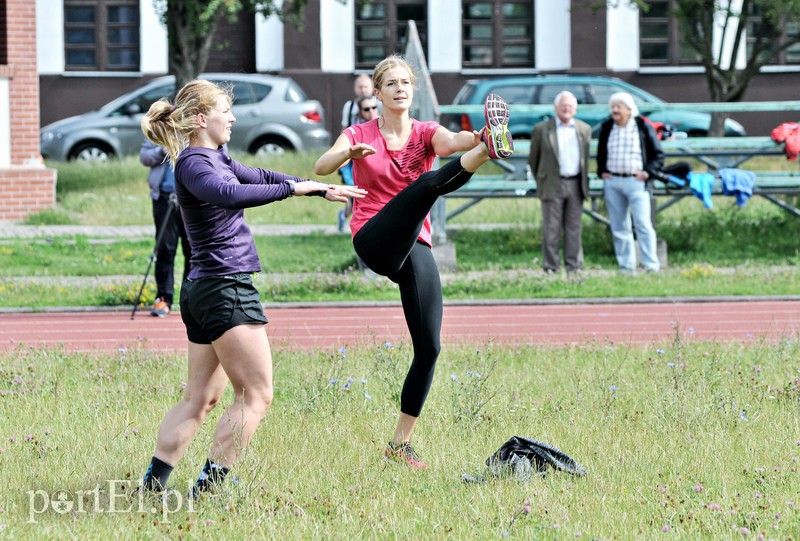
[0,0,57,221]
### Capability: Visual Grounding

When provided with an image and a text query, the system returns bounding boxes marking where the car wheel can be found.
[69,142,114,162]
[251,138,292,157]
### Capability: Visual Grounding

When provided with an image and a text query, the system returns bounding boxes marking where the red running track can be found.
[1,300,799,354]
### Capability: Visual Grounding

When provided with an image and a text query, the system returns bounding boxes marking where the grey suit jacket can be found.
[528,117,591,201]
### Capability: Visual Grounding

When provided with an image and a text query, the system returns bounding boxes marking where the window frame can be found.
[745,5,800,66]
[639,0,700,67]
[354,0,427,70]
[461,0,534,69]
[64,0,140,72]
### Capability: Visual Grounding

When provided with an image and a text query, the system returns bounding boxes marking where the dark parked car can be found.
[445,75,746,139]
[40,73,331,161]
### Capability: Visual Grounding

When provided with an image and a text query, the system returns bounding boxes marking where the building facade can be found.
[0,0,57,221]
[37,0,800,140]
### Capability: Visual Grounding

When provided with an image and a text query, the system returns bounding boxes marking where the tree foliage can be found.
[673,0,800,102]
[593,1,800,134]
[152,0,309,89]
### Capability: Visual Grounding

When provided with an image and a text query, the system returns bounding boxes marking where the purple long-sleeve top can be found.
[175,146,304,279]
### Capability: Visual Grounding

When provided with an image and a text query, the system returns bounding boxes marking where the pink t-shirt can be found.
[344,118,440,247]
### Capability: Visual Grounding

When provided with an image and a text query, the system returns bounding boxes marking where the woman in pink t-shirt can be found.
[315,55,513,469]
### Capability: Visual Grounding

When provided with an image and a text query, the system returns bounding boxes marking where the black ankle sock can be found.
[193,458,230,494]
[142,456,173,491]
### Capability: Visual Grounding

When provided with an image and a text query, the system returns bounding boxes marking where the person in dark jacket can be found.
[140,140,191,317]
[596,92,664,274]
[136,79,366,498]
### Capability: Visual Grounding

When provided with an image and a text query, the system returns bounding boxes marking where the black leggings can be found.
[353,158,473,417]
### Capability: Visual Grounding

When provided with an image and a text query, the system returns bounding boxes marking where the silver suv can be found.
[40,73,331,161]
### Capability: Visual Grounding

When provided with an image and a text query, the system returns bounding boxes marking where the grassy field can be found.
[1,339,799,539]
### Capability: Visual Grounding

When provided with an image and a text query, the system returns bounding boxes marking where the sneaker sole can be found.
[484,93,513,159]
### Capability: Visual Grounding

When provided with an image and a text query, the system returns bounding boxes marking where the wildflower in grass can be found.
[118,346,127,353]
[610,385,617,392]
[329,379,338,385]
[24,434,33,442]
[693,483,703,492]
[707,502,722,512]
[667,362,675,367]
[451,374,457,381]
[662,524,670,532]
[383,341,392,349]
[688,327,694,334]
[656,348,665,355]
[338,346,347,358]
[659,486,668,494]
[522,504,531,514]
[738,526,749,535]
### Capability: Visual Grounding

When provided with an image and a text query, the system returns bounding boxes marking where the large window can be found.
[462,1,533,68]
[64,0,139,71]
[355,0,427,69]
[639,0,700,66]
[745,4,800,65]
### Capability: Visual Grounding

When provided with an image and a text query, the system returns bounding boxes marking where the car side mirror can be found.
[124,103,142,115]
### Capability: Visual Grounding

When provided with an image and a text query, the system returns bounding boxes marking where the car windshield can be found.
[111,84,174,116]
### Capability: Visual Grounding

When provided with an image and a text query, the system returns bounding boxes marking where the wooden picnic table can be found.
[434,135,800,232]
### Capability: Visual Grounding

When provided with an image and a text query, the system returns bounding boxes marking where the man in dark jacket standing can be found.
[529,91,591,274]
[596,92,664,274]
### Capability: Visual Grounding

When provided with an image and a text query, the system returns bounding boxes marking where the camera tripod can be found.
[130,193,179,320]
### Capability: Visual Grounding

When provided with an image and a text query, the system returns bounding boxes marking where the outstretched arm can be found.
[293,179,367,203]
[315,133,376,176]
[431,127,482,157]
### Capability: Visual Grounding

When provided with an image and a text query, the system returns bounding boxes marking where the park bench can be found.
[437,134,800,228]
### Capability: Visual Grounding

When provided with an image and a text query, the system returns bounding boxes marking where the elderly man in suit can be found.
[528,91,592,274]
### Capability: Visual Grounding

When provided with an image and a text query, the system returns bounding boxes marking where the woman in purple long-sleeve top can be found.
[136,79,366,498]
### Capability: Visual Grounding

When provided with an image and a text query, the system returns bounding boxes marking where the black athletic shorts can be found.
[179,273,268,344]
